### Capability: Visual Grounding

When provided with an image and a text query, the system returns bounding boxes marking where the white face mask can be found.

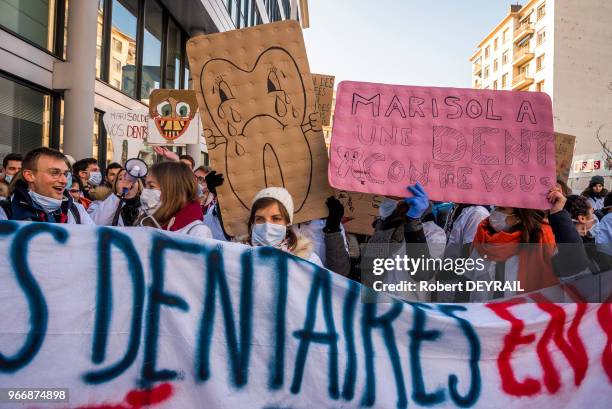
[4,174,13,184]
[28,190,63,213]
[88,171,102,186]
[378,198,399,219]
[489,209,513,232]
[251,222,287,248]
[140,188,161,211]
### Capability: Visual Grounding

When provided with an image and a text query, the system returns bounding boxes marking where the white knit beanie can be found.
[251,187,294,224]
[64,154,76,167]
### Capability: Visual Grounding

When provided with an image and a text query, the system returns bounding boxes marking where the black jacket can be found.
[0,180,80,223]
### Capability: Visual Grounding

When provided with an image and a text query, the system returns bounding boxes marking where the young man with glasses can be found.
[0,147,94,224]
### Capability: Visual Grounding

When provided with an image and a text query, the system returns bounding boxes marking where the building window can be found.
[112,38,123,52]
[183,59,191,90]
[484,46,490,59]
[141,0,163,103]
[493,80,498,90]
[537,3,546,20]
[243,0,253,27]
[536,54,545,71]
[537,28,546,45]
[99,0,191,101]
[503,28,509,43]
[0,75,56,157]
[96,0,104,78]
[502,73,508,88]
[494,37,498,51]
[109,0,138,97]
[493,59,498,72]
[249,0,259,26]
[0,0,65,54]
[536,80,545,92]
[225,0,245,28]
[266,0,283,22]
[484,66,490,79]
[166,19,182,90]
[112,57,121,72]
[519,63,529,76]
[502,50,509,65]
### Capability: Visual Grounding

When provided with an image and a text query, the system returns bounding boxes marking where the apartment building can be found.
[0,0,308,168]
[469,0,612,187]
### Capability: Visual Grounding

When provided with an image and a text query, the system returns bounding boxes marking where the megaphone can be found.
[124,158,148,182]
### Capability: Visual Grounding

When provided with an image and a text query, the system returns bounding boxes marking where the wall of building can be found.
[0,0,303,166]
[553,0,612,155]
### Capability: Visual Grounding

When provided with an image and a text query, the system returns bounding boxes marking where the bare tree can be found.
[596,124,612,170]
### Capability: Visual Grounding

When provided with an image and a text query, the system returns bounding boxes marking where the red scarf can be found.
[473,219,558,293]
[164,201,203,232]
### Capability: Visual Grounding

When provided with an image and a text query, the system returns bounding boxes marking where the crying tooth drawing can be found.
[200,47,313,213]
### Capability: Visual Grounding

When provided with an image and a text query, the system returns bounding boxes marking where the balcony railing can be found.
[513,46,534,65]
[514,21,534,42]
[512,72,534,89]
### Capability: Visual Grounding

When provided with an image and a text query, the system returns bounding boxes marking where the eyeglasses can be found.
[30,168,72,179]
[196,176,206,184]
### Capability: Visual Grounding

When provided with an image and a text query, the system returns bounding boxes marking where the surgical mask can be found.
[28,190,63,214]
[140,188,161,211]
[196,183,204,197]
[379,198,399,219]
[88,171,102,186]
[489,210,513,232]
[4,174,13,184]
[251,222,287,247]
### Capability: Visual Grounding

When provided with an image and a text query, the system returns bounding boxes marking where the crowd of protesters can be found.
[0,146,610,302]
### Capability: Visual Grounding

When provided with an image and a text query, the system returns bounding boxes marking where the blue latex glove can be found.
[404,183,429,219]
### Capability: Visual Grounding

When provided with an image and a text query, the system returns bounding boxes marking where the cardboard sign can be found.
[554,132,575,183]
[187,21,333,236]
[312,73,335,126]
[329,81,556,209]
[335,189,382,235]
[102,109,148,164]
[1,221,611,408]
[147,89,202,145]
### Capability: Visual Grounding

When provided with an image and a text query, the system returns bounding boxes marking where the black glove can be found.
[205,171,224,195]
[324,196,344,233]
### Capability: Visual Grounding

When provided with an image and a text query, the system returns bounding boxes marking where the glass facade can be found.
[166,20,182,90]
[110,0,138,97]
[141,0,162,103]
[0,75,54,158]
[225,0,267,28]
[96,0,105,77]
[0,0,60,52]
[97,0,190,100]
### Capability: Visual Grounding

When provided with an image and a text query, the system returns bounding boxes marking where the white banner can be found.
[0,221,610,408]
[102,110,148,163]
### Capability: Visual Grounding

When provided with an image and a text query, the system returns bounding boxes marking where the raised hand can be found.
[404,183,429,219]
[205,171,224,195]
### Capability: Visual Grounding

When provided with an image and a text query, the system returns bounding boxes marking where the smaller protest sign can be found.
[335,189,382,235]
[147,89,202,145]
[554,132,575,184]
[312,73,335,126]
[102,109,148,164]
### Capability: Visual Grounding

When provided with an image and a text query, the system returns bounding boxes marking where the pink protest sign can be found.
[328,81,556,209]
